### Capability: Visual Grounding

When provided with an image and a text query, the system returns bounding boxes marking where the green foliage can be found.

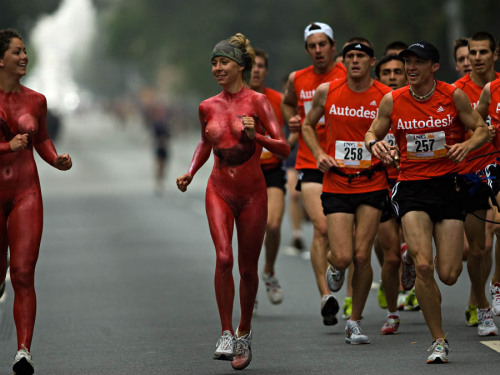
[4,0,500,100]
[103,0,500,98]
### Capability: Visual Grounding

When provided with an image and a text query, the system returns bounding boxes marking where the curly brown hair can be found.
[0,29,23,59]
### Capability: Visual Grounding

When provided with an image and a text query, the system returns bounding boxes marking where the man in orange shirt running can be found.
[373,54,414,326]
[282,22,346,326]
[302,38,391,344]
[250,48,286,309]
[454,31,499,335]
[477,73,500,318]
[366,41,488,363]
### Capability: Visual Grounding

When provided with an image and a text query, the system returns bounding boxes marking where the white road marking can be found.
[481,340,500,353]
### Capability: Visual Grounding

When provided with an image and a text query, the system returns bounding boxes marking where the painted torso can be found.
[0,86,50,196]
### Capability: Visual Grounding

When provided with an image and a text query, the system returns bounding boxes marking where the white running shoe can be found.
[401,246,416,291]
[321,294,339,326]
[380,314,400,335]
[13,345,34,375]
[426,338,449,364]
[345,320,370,344]
[477,308,499,336]
[397,291,408,310]
[262,272,283,305]
[491,282,500,316]
[213,330,235,361]
[326,265,345,292]
[231,330,252,370]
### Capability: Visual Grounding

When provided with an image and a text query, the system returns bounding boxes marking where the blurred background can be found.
[3,0,500,134]
[1,0,498,198]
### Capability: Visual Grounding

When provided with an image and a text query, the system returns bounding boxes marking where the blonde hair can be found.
[227,33,255,83]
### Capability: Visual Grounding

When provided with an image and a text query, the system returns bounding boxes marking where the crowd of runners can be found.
[3,17,499,375]
[176,22,500,371]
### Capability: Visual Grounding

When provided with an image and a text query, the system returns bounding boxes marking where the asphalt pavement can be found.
[0,109,499,374]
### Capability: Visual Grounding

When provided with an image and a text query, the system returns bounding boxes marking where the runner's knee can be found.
[239,267,258,284]
[10,266,35,291]
[353,252,371,269]
[437,265,462,286]
[266,221,281,236]
[215,248,234,275]
[415,261,434,281]
[382,253,401,271]
[467,242,487,259]
[312,220,328,237]
[330,253,351,270]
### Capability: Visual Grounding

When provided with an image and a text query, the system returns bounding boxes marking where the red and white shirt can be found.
[293,63,346,170]
[322,78,391,193]
[391,81,465,181]
[454,72,500,173]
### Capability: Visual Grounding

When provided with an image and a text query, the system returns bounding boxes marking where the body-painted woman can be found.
[176,33,289,370]
[0,29,72,375]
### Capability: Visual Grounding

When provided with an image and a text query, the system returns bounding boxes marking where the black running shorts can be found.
[485,163,500,200]
[262,165,287,192]
[296,168,324,191]
[321,189,388,215]
[391,175,466,222]
[462,179,492,213]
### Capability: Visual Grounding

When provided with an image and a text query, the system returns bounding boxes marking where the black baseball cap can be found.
[399,41,440,63]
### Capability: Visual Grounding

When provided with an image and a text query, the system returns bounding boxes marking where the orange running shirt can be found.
[454,72,500,173]
[294,62,347,170]
[322,78,391,193]
[260,87,285,169]
[489,78,500,149]
[391,81,465,181]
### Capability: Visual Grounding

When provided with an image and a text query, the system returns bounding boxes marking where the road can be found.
[0,109,499,374]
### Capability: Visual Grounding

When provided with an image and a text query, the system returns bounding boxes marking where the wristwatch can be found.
[368,139,378,152]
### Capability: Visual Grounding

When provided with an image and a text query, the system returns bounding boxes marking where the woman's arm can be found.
[253,95,289,159]
[0,117,29,153]
[177,104,212,192]
[33,96,60,166]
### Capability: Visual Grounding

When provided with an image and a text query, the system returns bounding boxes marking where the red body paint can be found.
[0,86,59,350]
[187,86,289,333]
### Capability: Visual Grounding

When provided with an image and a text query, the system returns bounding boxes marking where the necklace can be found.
[409,80,436,101]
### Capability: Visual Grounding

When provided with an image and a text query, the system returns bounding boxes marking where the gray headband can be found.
[211,40,244,67]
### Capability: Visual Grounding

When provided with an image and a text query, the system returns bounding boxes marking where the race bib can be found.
[384,133,396,147]
[304,101,325,126]
[335,140,372,168]
[406,131,446,159]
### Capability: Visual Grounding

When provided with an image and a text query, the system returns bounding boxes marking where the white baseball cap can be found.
[304,22,334,42]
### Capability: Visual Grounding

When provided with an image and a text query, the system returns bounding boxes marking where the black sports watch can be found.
[368,139,378,152]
